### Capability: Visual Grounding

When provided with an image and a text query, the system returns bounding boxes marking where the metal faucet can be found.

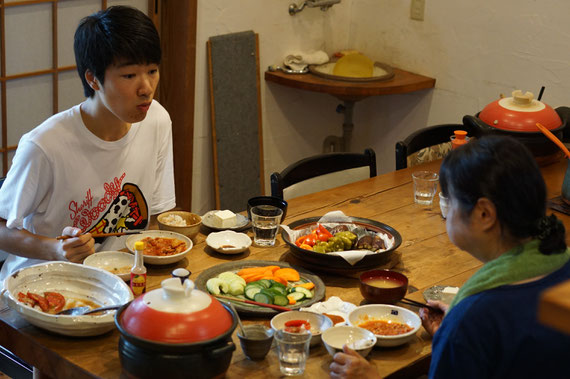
[289,0,341,15]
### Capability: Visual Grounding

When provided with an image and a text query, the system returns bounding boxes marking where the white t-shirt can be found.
[0,100,176,284]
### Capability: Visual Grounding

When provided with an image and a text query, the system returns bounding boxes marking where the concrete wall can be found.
[192,0,570,214]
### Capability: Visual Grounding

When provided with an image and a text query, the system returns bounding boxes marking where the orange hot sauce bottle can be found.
[130,241,147,296]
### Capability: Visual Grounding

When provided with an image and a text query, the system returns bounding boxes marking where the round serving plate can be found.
[282,216,402,272]
[308,61,395,82]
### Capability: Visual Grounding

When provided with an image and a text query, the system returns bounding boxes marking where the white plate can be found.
[2,262,133,337]
[201,211,250,231]
[125,230,193,265]
[83,251,135,281]
[423,285,459,305]
[206,230,251,254]
[300,296,357,326]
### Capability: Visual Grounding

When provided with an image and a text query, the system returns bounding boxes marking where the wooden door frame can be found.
[155,0,197,211]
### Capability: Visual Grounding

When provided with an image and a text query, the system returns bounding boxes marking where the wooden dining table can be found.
[0,157,569,379]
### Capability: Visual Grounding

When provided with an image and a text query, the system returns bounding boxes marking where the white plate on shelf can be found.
[205,230,251,254]
[125,230,192,265]
[83,251,134,281]
[201,211,250,231]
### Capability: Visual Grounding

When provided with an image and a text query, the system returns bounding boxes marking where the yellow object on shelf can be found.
[333,53,374,78]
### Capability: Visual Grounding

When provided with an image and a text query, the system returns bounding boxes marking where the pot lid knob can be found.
[512,90,534,105]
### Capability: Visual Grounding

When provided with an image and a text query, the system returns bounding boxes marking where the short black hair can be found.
[439,135,566,254]
[74,6,161,98]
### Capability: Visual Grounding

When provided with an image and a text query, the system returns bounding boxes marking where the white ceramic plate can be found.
[125,230,193,265]
[2,262,133,337]
[348,304,421,347]
[300,296,357,326]
[201,211,250,231]
[270,310,333,347]
[205,230,251,254]
[83,251,135,281]
[423,285,459,305]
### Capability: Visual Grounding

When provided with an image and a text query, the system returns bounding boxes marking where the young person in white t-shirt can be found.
[0,6,175,283]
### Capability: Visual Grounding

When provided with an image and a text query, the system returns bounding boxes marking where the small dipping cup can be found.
[237,325,275,360]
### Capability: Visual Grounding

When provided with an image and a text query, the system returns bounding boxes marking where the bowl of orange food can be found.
[125,230,193,265]
[348,304,421,347]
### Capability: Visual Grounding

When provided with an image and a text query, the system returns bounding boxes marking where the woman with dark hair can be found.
[330,136,570,379]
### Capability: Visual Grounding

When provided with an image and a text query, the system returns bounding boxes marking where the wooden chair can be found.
[395,124,482,170]
[270,148,377,200]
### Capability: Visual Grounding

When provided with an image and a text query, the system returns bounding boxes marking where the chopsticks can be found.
[399,297,443,313]
[214,295,291,312]
[56,231,143,240]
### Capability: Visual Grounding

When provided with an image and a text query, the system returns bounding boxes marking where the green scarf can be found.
[448,239,570,312]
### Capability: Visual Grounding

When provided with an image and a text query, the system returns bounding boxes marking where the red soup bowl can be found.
[359,270,408,304]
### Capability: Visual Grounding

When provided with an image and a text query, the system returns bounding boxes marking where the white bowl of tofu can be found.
[201,210,250,231]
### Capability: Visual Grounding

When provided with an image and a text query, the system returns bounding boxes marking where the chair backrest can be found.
[395,124,482,170]
[270,148,377,200]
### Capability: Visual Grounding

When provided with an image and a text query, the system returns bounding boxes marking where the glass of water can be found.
[274,329,312,376]
[251,205,283,246]
[412,171,439,205]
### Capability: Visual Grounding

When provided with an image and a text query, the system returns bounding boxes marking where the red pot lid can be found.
[120,278,233,344]
[479,90,561,132]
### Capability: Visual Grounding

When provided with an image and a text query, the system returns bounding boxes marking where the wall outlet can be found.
[410,0,425,21]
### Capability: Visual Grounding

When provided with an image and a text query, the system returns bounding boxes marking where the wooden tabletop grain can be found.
[1,158,568,379]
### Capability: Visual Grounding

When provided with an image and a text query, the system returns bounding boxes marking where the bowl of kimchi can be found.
[125,230,193,265]
[2,261,132,337]
[347,304,421,347]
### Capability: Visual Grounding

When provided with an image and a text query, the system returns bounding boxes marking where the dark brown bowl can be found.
[359,270,408,304]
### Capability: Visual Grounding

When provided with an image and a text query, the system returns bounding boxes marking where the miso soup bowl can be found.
[359,269,408,304]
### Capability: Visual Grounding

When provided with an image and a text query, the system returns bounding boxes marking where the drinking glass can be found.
[412,171,439,205]
[274,329,311,376]
[251,205,283,246]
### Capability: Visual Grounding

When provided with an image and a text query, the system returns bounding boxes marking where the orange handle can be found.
[536,122,570,159]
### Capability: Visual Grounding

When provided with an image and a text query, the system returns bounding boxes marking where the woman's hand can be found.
[329,345,382,379]
[419,300,447,336]
[56,227,95,263]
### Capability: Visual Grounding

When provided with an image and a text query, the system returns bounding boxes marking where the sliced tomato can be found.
[317,224,333,240]
[295,235,308,247]
[44,292,65,313]
[284,319,311,330]
[18,292,36,307]
[27,292,49,312]
[304,234,318,246]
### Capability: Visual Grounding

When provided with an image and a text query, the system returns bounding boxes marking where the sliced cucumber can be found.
[244,285,262,300]
[268,285,287,296]
[269,280,286,288]
[253,292,272,304]
[259,288,275,301]
[257,279,272,289]
[293,286,313,299]
[273,294,289,306]
[288,292,305,302]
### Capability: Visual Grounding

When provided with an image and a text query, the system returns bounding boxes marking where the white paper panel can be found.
[5,4,52,76]
[57,0,102,67]
[6,76,53,146]
[58,70,85,112]
[108,0,148,12]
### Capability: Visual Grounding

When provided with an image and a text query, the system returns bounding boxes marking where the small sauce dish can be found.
[206,230,252,254]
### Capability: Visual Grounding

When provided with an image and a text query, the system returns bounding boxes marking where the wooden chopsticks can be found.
[56,231,143,240]
[214,295,291,312]
[399,297,443,313]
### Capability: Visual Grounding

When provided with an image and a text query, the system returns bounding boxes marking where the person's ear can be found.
[472,197,497,232]
[84,70,99,91]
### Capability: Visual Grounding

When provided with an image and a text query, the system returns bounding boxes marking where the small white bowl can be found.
[321,325,377,357]
[125,230,193,265]
[3,262,133,337]
[83,251,135,281]
[348,304,421,347]
[206,230,251,254]
[270,310,333,347]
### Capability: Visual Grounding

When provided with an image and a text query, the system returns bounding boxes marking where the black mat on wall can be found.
[208,30,264,212]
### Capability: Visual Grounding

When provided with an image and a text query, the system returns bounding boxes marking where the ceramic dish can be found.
[205,230,252,254]
[2,262,133,337]
[423,285,459,305]
[348,304,421,347]
[282,216,402,272]
[270,310,333,347]
[308,61,394,82]
[125,230,193,265]
[157,211,202,240]
[83,251,135,281]
[194,260,325,316]
[299,296,356,326]
[201,211,250,232]
[321,326,377,357]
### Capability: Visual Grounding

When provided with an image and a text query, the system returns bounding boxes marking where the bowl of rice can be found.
[157,211,202,240]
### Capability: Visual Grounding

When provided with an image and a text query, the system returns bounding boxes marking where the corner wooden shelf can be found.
[264,68,436,151]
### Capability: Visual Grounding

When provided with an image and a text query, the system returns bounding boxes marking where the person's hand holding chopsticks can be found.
[56,226,95,263]
[419,300,447,336]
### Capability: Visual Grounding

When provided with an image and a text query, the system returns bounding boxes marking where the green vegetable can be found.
[206,278,228,295]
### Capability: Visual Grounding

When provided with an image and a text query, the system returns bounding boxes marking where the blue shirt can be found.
[430,261,570,379]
